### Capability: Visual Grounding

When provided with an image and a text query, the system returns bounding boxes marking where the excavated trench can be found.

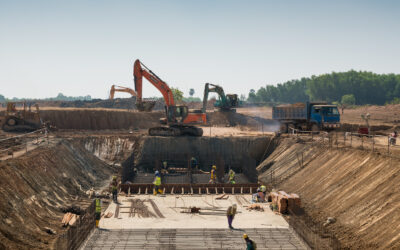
[80,135,278,184]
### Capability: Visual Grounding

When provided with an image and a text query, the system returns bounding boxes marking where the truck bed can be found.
[272,105,307,120]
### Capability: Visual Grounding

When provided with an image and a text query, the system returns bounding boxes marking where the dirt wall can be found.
[0,140,114,249]
[258,137,400,249]
[134,136,273,181]
[40,110,162,130]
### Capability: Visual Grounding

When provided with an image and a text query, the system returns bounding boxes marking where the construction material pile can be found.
[269,191,301,214]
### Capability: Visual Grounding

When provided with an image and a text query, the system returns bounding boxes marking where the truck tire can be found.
[311,124,320,133]
[280,123,288,133]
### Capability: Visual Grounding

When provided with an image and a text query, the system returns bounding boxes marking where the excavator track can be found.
[148,126,203,137]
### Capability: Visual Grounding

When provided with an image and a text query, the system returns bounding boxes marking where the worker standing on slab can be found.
[243,234,257,250]
[190,157,198,169]
[228,169,236,184]
[153,171,162,195]
[226,204,237,229]
[110,176,118,203]
[209,165,217,184]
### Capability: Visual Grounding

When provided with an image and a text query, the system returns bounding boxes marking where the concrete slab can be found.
[99,195,288,230]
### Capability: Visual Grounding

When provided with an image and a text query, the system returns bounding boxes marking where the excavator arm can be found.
[133,59,175,106]
[202,83,228,112]
[109,85,137,99]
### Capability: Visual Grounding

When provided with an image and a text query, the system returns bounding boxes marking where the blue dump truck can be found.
[272,102,340,133]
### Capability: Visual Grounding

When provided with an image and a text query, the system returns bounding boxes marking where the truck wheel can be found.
[311,124,320,133]
[280,123,288,133]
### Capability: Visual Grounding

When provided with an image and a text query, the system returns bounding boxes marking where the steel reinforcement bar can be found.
[120,183,259,195]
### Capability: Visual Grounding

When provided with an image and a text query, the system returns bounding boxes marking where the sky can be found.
[1,0,400,99]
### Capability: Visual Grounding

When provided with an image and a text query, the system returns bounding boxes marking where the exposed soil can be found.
[0,140,115,249]
[258,137,400,249]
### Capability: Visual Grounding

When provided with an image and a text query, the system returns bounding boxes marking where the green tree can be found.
[189,88,195,97]
[171,87,183,102]
[341,94,356,105]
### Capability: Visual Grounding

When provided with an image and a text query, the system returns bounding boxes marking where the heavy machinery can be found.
[109,85,137,99]
[133,59,206,136]
[273,102,340,133]
[0,102,42,132]
[202,83,240,112]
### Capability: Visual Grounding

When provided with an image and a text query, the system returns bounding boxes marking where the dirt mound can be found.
[40,109,163,130]
[0,140,115,249]
[258,137,400,249]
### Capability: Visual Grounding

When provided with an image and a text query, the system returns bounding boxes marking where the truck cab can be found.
[310,105,340,130]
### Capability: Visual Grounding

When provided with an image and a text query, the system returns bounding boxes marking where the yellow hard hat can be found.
[243,233,248,239]
[212,165,216,169]
[112,176,117,180]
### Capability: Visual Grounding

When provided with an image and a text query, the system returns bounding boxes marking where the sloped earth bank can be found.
[258,137,400,249]
[39,109,278,131]
[0,140,115,249]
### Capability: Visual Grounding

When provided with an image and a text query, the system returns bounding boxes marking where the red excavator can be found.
[133,59,206,136]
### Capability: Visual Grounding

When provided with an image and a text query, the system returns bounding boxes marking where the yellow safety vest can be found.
[229,171,235,180]
[95,199,101,213]
[154,177,161,186]
[211,169,216,180]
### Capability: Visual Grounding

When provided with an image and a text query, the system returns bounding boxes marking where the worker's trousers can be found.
[227,215,234,228]
[112,189,118,203]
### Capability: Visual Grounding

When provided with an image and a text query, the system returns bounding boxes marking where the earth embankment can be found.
[0,140,115,249]
[258,137,400,249]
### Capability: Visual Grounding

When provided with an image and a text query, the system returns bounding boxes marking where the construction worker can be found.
[228,169,236,184]
[161,161,168,175]
[243,234,257,250]
[209,165,217,184]
[110,176,118,203]
[95,198,101,227]
[226,204,237,229]
[190,157,198,169]
[153,171,162,195]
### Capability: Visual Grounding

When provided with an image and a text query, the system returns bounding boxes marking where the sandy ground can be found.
[100,195,288,230]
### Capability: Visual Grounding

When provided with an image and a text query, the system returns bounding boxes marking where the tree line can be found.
[248,70,400,105]
[0,93,92,103]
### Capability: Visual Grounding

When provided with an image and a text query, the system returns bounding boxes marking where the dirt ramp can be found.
[40,109,163,130]
[0,140,114,249]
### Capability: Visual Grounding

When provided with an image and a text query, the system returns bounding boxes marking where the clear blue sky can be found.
[1,0,399,99]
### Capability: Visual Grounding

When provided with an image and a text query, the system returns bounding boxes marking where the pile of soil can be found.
[0,140,115,249]
[258,137,400,249]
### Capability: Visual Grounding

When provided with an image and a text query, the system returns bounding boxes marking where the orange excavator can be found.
[134,59,206,136]
[109,85,137,99]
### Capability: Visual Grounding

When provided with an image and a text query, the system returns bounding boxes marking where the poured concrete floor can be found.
[82,195,307,249]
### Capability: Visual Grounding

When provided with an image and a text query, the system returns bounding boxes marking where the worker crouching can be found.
[153,171,163,195]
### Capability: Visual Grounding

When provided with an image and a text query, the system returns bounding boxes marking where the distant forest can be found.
[248,70,400,105]
[0,93,92,103]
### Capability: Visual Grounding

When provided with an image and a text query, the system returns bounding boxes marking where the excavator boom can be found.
[109,85,137,99]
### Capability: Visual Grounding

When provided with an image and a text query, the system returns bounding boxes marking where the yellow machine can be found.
[0,102,42,132]
[109,85,137,99]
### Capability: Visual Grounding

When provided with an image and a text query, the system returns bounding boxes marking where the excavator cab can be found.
[166,105,189,123]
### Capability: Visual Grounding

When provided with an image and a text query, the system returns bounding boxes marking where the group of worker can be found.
[226,204,257,249]
[209,165,236,184]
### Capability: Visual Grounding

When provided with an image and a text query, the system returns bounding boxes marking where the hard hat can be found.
[233,204,237,208]
[212,165,216,169]
[112,176,117,180]
[155,170,159,175]
[243,234,248,239]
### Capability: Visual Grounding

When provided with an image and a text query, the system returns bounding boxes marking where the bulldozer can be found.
[0,102,43,132]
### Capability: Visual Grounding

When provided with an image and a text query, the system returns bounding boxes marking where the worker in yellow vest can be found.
[95,198,101,227]
[153,171,163,195]
[209,165,217,184]
[110,176,118,203]
[228,169,236,184]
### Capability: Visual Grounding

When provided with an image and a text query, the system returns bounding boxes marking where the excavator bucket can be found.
[136,101,156,112]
